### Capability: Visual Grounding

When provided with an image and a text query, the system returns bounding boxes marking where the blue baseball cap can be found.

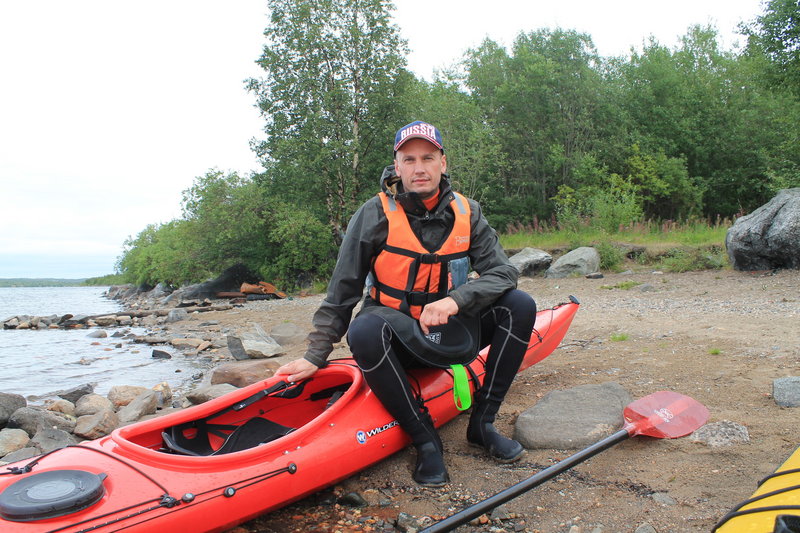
[393,121,444,153]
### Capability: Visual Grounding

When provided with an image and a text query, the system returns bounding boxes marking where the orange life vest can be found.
[369,191,471,319]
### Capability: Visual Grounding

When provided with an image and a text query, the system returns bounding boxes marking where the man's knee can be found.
[347,313,390,366]
[500,289,537,316]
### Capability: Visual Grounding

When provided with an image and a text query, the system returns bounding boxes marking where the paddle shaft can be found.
[420,429,631,533]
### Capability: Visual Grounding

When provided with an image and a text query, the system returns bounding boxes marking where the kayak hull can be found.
[0,300,579,532]
[716,444,800,532]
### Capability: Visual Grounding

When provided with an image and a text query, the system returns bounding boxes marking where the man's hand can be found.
[418,296,459,335]
[275,358,319,382]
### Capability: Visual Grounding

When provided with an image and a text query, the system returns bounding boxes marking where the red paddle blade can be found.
[623,391,709,439]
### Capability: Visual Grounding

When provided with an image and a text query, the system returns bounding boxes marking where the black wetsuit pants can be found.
[347,289,537,440]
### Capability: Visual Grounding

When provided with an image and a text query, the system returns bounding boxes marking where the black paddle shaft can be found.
[420,429,630,533]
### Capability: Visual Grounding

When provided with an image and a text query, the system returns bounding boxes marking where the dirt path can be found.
[209,268,800,533]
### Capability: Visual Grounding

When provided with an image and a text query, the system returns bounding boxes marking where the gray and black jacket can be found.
[303,165,518,368]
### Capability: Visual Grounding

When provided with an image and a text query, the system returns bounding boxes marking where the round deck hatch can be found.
[0,470,106,522]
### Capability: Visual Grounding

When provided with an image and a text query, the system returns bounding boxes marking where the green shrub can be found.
[596,242,625,271]
[263,204,337,290]
[658,247,729,272]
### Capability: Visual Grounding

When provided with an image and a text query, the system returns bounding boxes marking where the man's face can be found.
[394,138,447,200]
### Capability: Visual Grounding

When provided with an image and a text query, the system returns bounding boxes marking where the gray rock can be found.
[337,492,368,507]
[229,324,285,359]
[30,427,76,453]
[210,359,281,388]
[7,407,76,437]
[166,308,189,323]
[57,383,94,404]
[75,394,114,417]
[773,377,800,407]
[152,382,173,409]
[726,188,800,270]
[86,329,107,338]
[226,335,250,360]
[514,382,632,449]
[152,349,172,359]
[46,399,75,417]
[2,447,39,463]
[59,314,89,326]
[635,524,657,533]
[651,492,677,506]
[170,338,204,349]
[0,428,30,456]
[545,247,601,278]
[0,392,26,425]
[185,384,239,405]
[508,247,553,277]
[117,391,158,424]
[108,385,149,408]
[150,282,173,299]
[270,322,307,347]
[74,410,120,440]
[94,316,118,327]
[690,420,749,447]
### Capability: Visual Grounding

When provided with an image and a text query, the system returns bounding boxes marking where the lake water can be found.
[0,286,206,399]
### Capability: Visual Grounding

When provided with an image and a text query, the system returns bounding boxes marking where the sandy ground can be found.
[193,267,800,533]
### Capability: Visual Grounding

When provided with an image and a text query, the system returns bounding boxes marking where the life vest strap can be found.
[382,244,469,264]
[372,280,446,308]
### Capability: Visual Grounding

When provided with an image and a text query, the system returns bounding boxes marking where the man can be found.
[276,121,536,487]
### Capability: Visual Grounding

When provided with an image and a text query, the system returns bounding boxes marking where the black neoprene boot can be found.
[466,399,524,463]
[408,413,449,487]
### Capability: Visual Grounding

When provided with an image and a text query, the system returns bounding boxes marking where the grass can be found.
[500,217,731,273]
[708,348,722,355]
[601,281,642,290]
[501,218,729,250]
[610,333,630,342]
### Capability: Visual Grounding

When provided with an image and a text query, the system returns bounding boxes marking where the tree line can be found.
[118,0,800,289]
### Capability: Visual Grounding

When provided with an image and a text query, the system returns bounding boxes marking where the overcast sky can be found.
[0,0,763,278]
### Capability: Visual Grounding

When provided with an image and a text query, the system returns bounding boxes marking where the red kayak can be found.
[0,298,579,532]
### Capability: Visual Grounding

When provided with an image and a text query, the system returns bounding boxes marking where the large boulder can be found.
[117,391,158,425]
[108,385,149,408]
[227,325,284,359]
[514,382,631,449]
[171,264,260,302]
[508,248,552,277]
[75,394,114,417]
[7,407,76,437]
[56,383,94,404]
[0,393,26,426]
[30,427,76,454]
[726,188,800,271]
[545,247,601,278]
[0,428,30,456]
[74,410,120,440]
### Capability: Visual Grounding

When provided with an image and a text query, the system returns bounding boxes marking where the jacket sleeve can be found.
[447,199,518,315]
[303,199,386,367]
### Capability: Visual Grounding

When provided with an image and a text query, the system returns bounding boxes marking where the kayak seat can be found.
[162,417,295,456]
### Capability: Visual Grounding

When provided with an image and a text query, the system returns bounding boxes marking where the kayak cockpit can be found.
[112,362,363,459]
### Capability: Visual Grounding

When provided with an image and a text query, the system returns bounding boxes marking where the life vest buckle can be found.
[407,291,432,306]
[419,253,441,264]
